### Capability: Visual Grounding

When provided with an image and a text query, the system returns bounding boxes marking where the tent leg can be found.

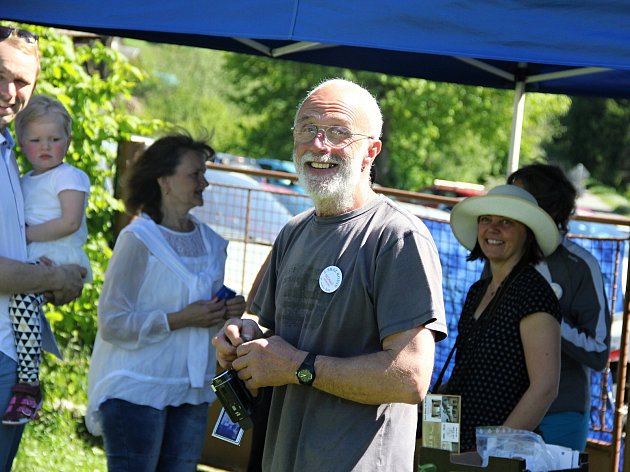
[507,80,526,176]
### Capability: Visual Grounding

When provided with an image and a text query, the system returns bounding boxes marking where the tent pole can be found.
[507,80,526,176]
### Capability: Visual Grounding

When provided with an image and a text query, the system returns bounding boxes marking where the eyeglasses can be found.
[0,26,39,45]
[292,124,373,147]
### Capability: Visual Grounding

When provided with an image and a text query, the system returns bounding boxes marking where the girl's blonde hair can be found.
[14,94,72,142]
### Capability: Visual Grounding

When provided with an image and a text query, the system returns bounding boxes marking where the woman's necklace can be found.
[488,279,504,298]
[474,277,504,320]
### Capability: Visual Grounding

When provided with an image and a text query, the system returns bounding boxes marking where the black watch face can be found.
[298,369,313,384]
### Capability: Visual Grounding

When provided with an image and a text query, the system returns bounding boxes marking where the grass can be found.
[9,348,230,472]
[13,410,107,472]
[11,349,107,472]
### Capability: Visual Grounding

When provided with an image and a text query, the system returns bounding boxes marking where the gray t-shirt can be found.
[252,195,447,472]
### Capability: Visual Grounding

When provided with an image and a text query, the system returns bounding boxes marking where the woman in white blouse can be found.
[86,133,245,472]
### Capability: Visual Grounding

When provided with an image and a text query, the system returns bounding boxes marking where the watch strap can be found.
[297,352,317,386]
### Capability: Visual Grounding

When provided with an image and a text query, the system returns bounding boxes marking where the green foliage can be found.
[221,55,570,190]
[222,54,341,161]
[130,41,570,191]
[546,96,630,191]
[128,40,244,149]
[370,77,514,188]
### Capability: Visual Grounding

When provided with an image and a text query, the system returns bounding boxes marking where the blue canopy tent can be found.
[4,1,630,172]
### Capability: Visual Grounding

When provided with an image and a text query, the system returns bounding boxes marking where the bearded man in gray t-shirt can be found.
[213,78,447,472]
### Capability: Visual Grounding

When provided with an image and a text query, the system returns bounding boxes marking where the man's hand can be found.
[232,335,305,390]
[49,264,86,305]
[212,318,263,369]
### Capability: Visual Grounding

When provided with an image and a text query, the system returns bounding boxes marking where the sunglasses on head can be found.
[0,26,39,45]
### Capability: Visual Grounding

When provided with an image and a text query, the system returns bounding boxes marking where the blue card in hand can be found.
[215,285,236,301]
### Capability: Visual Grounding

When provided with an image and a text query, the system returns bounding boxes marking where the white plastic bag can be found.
[476,426,555,472]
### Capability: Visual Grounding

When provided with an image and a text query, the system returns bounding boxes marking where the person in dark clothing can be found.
[507,164,611,451]
[444,184,562,451]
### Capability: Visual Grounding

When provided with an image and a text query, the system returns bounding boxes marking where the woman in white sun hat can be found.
[440,184,563,452]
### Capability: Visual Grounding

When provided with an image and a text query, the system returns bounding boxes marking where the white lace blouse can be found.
[86,215,228,436]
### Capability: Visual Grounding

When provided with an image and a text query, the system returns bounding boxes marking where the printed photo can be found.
[212,407,244,445]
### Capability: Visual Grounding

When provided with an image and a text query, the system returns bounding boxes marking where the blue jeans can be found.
[0,352,24,472]
[100,398,209,472]
[538,410,589,451]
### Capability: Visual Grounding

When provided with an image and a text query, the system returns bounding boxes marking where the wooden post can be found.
[113,139,146,240]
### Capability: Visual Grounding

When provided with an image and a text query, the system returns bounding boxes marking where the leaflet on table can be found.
[422,393,461,453]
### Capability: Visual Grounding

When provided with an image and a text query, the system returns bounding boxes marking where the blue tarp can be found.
[4,1,630,97]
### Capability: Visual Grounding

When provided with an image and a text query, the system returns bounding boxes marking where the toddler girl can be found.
[2,95,91,425]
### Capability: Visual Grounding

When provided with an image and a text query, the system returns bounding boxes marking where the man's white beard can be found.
[294,151,363,215]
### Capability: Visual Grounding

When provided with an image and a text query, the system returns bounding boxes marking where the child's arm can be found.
[26,190,86,243]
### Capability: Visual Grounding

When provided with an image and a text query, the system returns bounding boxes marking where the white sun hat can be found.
[449,184,560,256]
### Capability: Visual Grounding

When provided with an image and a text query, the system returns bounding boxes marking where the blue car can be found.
[256,158,305,195]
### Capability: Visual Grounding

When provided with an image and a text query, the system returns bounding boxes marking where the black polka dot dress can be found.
[444,265,561,451]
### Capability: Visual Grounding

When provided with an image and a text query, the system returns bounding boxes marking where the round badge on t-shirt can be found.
[550,282,563,299]
[319,266,342,293]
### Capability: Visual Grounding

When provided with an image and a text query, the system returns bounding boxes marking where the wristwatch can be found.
[296,352,317,386]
